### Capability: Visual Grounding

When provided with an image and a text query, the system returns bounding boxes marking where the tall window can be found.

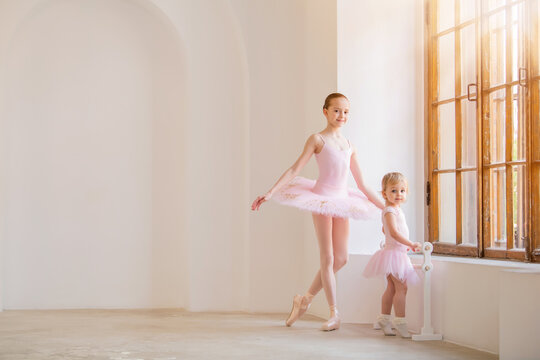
[426,0,540,262]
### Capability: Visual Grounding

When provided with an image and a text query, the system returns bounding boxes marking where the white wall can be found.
[0,0,188,309]
[337,0,423,254]
[499,270,540,360]
[0,0,252,310]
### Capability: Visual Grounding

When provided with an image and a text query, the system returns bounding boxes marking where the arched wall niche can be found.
[146,0,251,312]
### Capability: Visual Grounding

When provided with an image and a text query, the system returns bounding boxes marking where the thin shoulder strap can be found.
[317,133,326,144]
[347,138,351,149]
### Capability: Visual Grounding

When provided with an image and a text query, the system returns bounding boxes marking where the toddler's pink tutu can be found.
[272,176,380,220]
[363,247,419,285]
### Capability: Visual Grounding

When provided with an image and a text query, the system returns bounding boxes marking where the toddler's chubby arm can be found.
[384,212,421,251]
[251,134,322,211]
[350,147,385,210]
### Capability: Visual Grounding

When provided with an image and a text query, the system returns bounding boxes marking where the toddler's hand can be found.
[411,242,422,252]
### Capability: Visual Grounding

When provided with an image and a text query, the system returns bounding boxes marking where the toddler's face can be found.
[383,181,408,206]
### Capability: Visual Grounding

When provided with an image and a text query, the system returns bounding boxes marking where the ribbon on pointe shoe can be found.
[320,314,341,331]
[320,306,340,331]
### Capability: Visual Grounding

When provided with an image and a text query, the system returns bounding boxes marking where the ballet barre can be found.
[411,242,442,341]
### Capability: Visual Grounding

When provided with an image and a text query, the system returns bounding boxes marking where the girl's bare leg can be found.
[310,213,335,307]
[287,215,349,328]
[307,216,349,298]
[377,275,399,336]
[286,213,334,327]
[389,275,411,338]
[381,275,395,315]
[311,215,349,331]
[389,275,407,317]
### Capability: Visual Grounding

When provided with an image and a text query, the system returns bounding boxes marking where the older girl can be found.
[251,93,383,331]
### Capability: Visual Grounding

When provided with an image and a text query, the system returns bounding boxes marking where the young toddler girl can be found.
[363,172,421,338]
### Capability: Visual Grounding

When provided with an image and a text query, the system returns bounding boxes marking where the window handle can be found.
[519,67,528,87]
[467,83,478,101]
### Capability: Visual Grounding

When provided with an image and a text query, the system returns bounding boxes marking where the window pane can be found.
[511,3,526,82]
[460,0,477,23]
[462,100,477,167]
[461,24,477,96]
[439,173,457,244]
[512,85,526,161]
[512,165,527,249]
[462,171,478,246]
[439,33,455,101]
[439,102,456,169]
[489,11,506,86]
[438,0,455,32]
[489,88,506,163]
[487,0,505,11]
[489,167,506,249]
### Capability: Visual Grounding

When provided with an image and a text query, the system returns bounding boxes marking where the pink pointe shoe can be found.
[285,295,311,327]
[320,313,341,331]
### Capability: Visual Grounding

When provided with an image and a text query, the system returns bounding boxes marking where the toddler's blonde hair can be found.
[381,172,408,193]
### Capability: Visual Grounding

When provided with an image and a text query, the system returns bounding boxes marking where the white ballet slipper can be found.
[392,317,411,338]
[377,314,395,336]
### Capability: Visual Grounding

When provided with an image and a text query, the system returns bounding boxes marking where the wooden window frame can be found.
[425,0,540,262]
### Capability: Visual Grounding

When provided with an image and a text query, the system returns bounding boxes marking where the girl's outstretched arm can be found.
[251,134,320,211]
[349,147,385,210]
[384,212,421,251]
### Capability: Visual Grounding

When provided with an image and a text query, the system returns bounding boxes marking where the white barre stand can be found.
[412,242,442,341]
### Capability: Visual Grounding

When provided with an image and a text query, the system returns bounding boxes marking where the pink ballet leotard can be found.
[271,135,380,220]
[363,206,419,284]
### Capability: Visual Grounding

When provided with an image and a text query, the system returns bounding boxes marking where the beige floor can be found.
[0,310,496,360]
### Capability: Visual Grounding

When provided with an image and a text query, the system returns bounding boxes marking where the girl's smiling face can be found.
[323,97,349,127]
[382,181,408,206]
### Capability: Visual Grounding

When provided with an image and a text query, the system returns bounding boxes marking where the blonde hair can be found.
[323,93,348,110]
[381,172,408,193]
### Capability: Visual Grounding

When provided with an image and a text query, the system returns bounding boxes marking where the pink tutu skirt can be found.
[363,248,419,285]
[272,176,380,220]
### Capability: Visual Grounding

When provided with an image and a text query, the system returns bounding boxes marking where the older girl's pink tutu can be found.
[272,176,379,220]
[271,138,380,220]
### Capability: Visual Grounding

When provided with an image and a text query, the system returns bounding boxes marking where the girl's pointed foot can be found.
[377,314,395,336]
[285,295,311,327]
[320,314,341,331]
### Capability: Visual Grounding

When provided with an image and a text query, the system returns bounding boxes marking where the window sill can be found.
[350,252,540,269]
[427,254,540,269]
